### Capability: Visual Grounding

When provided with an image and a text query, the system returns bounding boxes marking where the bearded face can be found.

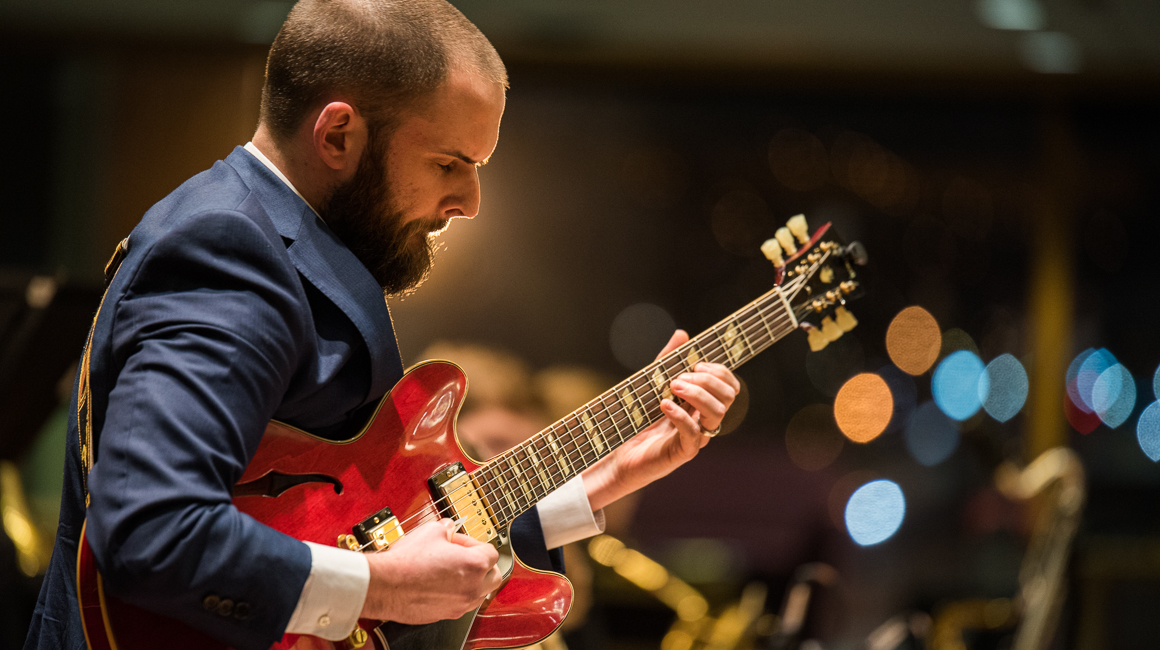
[319,128,447,296]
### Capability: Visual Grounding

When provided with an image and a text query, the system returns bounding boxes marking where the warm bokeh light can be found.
[609,303,675,370]
[844,479,906,546]
[834,373,894,443]
[1093,363,1135,429]
[885,306,941,375]
[785,404,845,472]
[1137,402,1160,462]
[932,350,986,421]
[981,353,1028,422]
[905,401,960,467]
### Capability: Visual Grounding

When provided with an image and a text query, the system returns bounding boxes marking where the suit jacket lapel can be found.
[226,147,405,402]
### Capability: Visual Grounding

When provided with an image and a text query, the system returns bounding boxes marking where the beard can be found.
[319,131,447,296]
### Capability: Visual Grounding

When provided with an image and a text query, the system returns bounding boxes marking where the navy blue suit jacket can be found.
[24,147,558,650]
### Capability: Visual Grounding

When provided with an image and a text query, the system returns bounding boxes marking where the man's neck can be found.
[251,126,331,210]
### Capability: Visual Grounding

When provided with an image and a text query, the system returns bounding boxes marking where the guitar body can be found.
[77,361,573,650]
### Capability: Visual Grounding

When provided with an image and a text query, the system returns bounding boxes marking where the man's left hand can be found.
[582,329,740,511]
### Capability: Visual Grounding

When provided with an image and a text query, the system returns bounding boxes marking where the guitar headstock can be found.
[762,215,869,352]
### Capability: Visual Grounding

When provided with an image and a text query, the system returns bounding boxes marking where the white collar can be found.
[243,141,322,219]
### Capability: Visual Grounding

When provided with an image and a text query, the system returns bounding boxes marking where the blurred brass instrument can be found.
[588,534,784,650]
[931,447,1085,650]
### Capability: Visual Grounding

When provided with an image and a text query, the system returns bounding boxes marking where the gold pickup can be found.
[338,506,404,552]
[431,462,499,544]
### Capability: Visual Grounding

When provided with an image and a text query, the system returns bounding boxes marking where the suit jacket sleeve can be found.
[86,209,314,650]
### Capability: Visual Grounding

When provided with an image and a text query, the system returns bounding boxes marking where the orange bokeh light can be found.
[834,373,894,443]
[886,306,942,375]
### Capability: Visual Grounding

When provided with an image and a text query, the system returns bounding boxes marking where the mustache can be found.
[403,217,450,237]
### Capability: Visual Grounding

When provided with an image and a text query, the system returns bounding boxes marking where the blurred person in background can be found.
[24,1,739,649]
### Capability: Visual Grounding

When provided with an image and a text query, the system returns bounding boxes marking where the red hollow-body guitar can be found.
[77,220,866,650]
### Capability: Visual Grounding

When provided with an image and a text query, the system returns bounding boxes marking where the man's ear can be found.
[312,102,367,173]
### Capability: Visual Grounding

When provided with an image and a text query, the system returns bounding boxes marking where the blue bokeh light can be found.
[1093,364,1136,429]
[1153,364,1160,402]
[1138,402,1160,462]
[932,350,987,421]
[1076,349,1117,413]
[905,401,960,466]
[844,479,906,546]
[981,353,1028,422]
[1066,348,1095,410]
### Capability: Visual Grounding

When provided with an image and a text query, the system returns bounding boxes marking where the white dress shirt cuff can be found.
[285,542,370,641]
[537,476,606,549]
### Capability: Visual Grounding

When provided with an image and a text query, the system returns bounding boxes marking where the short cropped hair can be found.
[260,0,507,143]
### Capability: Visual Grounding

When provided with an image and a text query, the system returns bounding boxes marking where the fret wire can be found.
[478,304,806,528]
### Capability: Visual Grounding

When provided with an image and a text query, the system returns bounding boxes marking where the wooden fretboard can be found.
[471,278,805,530]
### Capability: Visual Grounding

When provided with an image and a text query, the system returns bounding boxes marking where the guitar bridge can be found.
[339,506,404,552]
[430,462,500,544]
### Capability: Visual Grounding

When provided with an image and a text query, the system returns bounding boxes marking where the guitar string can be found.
[480,316,803,526]
[358,308,803,548]
[357,315,803,552]
[354,294,806,550]
[349,271,818,548]
[465,275,812,518]
[351,284,811,549]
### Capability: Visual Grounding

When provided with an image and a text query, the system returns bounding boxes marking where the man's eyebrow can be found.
[442,150,490,167]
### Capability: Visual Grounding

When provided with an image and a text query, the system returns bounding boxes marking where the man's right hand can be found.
[359,518,502,624]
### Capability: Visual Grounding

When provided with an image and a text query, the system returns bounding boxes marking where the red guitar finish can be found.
[77,360,573,650]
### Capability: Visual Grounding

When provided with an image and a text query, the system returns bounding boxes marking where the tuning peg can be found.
[761,238,785,267]
[807,327,829,352]
[820,316,843,342]
[835,306,858,332]
[787,214,809,244]
[775,227,798,256]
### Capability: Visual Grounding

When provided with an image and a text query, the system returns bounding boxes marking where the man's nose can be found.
[444,168,481,219]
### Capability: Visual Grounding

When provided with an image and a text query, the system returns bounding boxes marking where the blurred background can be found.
[1,1,1158,649]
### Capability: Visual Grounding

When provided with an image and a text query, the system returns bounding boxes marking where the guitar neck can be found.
[472,281,804,530]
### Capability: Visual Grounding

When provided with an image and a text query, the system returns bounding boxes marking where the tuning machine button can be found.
[806,327,829,352]
[835,306,858,332]
[787,214,810,244]
[820,316,843,342]
[761,238,785,267]
[775,227,798,256]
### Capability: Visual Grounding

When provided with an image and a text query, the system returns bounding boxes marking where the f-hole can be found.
[233,471,343,498]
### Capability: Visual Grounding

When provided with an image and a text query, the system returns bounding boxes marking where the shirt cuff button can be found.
[318,614,331,628]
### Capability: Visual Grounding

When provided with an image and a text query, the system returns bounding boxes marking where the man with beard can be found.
[25,1,740,649]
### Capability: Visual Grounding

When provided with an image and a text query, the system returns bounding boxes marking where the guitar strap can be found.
[77,235,131,507]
